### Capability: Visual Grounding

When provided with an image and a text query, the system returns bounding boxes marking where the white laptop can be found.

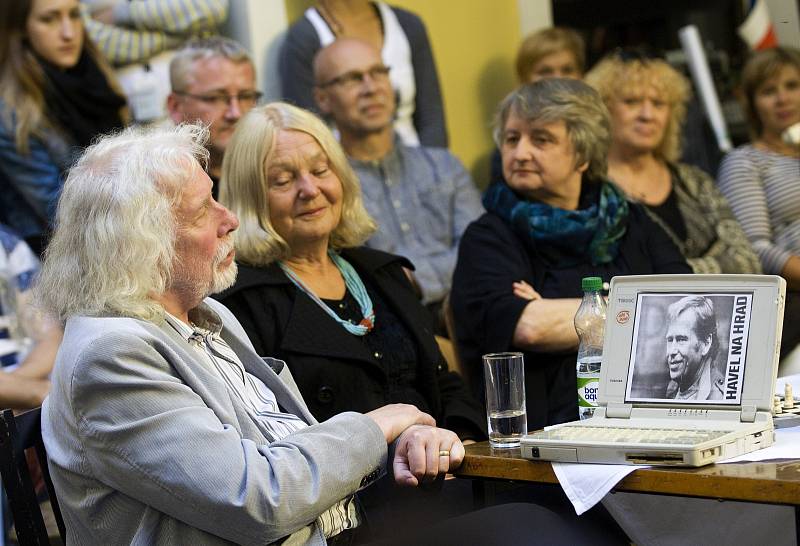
[520,274,786,467]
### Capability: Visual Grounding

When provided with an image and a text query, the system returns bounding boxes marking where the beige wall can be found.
[392,0,521,186]
[282,0,523,187]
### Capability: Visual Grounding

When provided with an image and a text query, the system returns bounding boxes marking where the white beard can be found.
[207,237,237,294]
[170,237,238,303]
[210,260,238,294]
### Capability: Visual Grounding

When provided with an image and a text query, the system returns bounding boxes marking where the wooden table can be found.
[454,442,800,540]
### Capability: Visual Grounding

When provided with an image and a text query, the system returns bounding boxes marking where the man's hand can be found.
[89,5,116,25]
[392,425,464,487]
[365,404,435,444]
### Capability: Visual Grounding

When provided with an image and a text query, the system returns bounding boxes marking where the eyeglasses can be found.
[318,65,391,89]
[175,90,263,109]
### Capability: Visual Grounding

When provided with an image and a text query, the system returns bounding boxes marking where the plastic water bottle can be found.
[575,277,606,420]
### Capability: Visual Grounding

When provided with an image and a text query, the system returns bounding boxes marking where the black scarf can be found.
[38,51,126,149]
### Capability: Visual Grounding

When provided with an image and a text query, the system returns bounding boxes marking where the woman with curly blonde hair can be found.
[586,52,760,275]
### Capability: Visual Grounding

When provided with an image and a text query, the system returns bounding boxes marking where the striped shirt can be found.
[717,145,800,274]
[83,0,228,65]
[164,309,359,539]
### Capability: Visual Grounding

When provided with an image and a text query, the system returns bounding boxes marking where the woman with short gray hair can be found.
[452,78,690,431]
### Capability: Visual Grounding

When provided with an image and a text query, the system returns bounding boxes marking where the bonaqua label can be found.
[577,378,600,407]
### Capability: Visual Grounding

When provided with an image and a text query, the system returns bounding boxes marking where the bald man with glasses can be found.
[167,36,260,195]
[313,39,483,326]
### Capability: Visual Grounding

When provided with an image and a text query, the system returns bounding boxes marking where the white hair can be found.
[36,123,210,322]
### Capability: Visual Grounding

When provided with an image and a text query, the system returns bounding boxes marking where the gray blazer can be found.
[42,298,387,545]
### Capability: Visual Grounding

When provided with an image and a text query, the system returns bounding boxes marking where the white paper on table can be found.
[551,461,641,515]
[721,426,800,462]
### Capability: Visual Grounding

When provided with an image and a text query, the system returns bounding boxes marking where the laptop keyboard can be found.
[530,425,731,445]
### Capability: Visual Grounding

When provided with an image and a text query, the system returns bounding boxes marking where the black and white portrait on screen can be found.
[625,292,752,404]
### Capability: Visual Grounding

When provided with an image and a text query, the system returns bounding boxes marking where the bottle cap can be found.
[581,277,603,291]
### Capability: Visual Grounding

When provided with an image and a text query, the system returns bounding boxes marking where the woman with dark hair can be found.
[451,79,690,430]
[718,47,800,286]
[717,46,800,357]
[0,0,127,255]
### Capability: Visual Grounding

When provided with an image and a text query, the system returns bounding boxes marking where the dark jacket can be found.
[451,195,691,431]
[215,247,485,439]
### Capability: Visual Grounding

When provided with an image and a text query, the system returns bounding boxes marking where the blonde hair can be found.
[0,0,126,154]
[494,78,611,180]
[515,27,585,82]
[585,54,690,162]
[36,124,210,322]
[219,102,376,266]
[740,47,800,138]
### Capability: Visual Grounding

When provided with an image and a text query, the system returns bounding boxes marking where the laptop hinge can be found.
[740,405,757,422]
[606,402,633,419]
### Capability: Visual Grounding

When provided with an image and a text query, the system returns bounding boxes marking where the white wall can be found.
[222,0,288,101]
[517,0,553,38]
[766,0,800,47]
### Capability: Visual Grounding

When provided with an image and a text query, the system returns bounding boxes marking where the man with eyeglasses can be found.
[313,39,483,328]
[167,36,260,196]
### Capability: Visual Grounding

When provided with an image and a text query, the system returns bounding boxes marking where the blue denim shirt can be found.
[350,139,484,304]
[0,99,75,240]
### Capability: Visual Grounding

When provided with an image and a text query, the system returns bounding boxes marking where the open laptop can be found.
[521,274,786,467]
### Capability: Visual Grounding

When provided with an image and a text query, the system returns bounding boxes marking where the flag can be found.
[738,0,778,50]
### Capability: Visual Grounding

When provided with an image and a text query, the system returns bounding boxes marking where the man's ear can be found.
[166,93,183,123]
[700,335,713,356]
[576,160,589,174]
[314,86,331,115]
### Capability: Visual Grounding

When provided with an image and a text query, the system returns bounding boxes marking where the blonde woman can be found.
[586,51,760,275]
[216,102,483,440]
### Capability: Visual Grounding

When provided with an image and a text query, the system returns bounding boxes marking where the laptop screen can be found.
[624,292,753,405]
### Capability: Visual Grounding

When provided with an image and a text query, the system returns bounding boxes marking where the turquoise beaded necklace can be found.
[278,251,375,336]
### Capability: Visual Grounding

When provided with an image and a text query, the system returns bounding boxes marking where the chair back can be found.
[441,292,475,390]
[0,408,66,545]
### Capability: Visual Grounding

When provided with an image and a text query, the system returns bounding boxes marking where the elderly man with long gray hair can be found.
[34,122,465,545]
[35,122,588,546]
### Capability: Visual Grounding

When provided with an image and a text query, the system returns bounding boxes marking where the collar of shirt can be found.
[163,302,223,340]
[346,132,404,169]
[163,304,360,539]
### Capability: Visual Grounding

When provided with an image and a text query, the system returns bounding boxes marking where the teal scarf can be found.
[482,180,629,265]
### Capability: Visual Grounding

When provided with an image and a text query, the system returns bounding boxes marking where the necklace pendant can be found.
[359,317,374,331]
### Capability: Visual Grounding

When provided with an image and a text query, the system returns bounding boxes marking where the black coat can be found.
[451,199,691,431]
[215,247,485,440]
